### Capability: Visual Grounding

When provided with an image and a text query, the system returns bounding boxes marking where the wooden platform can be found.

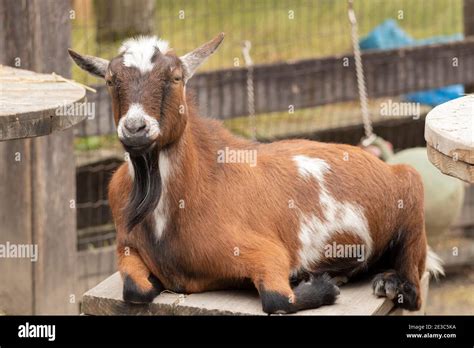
[82,272,429,316]
[425,95,474,183]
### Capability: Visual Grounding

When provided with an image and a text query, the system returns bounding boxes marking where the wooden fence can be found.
[75,37,474,137]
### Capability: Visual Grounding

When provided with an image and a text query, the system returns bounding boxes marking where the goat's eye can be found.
[106,80,113,87]
[173,76,182,83]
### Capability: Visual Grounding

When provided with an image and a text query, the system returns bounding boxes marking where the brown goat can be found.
[69,33,443,314]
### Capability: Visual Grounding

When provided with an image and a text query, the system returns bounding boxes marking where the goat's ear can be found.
[180,32,224,83]
[68,49,109,79]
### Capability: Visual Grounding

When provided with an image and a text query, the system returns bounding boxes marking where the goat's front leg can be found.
[117,245,164,303]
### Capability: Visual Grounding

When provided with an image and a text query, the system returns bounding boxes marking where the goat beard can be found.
[125,149,162,232]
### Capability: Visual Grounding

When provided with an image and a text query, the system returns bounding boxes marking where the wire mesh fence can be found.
[71,0,467,249]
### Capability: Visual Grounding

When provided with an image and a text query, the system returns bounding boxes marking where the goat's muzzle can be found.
[118,114,160,156]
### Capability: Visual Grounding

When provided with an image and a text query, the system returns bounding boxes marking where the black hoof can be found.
[293,274,340,309]
[123,274,163,304]
[372,271,419,310]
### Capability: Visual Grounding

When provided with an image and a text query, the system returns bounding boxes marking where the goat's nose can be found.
[124,116,147,135]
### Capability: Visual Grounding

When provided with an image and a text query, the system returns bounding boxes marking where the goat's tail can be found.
[425,246,445,279]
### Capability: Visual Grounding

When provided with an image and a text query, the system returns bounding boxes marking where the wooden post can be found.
[94,0,156,42]
[0,0,77,314]
[465,0,474,93]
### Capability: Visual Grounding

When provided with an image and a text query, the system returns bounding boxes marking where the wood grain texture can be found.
[0,66,86,141]
[427,144,474,183]
[0,0,79,314]
[0,138,33,314]
[82,272,400,316]
[425,95,474,164]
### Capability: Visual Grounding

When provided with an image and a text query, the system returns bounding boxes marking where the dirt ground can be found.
[426,265,474,315]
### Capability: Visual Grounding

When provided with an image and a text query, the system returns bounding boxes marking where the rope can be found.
[52,72,97,93]
[347,0,376,147]
[241,40,257,141]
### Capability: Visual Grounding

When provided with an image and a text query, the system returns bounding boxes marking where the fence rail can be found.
[75,38,474,137]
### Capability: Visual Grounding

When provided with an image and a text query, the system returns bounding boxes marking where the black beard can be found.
[126,149,162,232]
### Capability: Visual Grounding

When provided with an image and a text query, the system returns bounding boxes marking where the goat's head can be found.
[68,33,224,156]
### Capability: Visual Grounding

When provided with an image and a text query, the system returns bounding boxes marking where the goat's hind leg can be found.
[372,168,427,311]
[118,245,164,303]
[372,224,427,310]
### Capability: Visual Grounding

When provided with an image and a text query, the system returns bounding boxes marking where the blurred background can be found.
[0,0,473,314]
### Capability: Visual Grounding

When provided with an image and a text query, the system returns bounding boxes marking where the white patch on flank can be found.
[119,36,170,74]
[117,103,160,140]
[153,150,172,241]
[292,155,373,271]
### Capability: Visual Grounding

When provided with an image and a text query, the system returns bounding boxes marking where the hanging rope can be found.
[241,40,257,141]
[347,0,376,147]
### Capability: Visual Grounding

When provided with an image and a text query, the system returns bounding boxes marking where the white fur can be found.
[119,36,169,74]
[293,155,373,271]
[125,153,134,180]
[117,103,160,140]
[153,150,172,241]
[426,247,445,279]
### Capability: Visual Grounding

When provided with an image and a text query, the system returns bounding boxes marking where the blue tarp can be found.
[359,19,464,106]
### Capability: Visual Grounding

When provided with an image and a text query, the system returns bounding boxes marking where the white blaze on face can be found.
[117,103,160,141]
[292,155,372,270]
[119,36,170,74]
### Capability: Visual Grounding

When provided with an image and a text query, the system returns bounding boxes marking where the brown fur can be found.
[109,109,427,310]
[71,35,428,312]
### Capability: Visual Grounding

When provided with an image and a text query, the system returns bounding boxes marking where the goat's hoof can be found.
[122,274,162,304]
[294,274,340,307]
[372,271,420,310]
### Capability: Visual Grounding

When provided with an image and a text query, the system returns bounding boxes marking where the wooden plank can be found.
[82,272,396,316]
[427,144,474,183]
[0,66,87,141]
[0,0,36,315]
[0,138,33,314]
[0,0,78,314]
[425,95,474,182]
[425,95,474,164]
[76,39,474,136]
